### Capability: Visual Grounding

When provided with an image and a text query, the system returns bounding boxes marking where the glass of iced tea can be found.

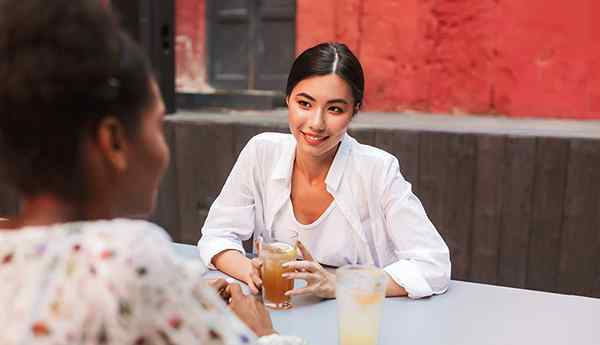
[336,265,387,345]
[259,241,297,309]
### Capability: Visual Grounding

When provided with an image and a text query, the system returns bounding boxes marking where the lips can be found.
[301,131,328,146]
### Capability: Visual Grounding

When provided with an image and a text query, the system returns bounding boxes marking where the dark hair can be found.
[0,0,154,200]
[286,42,365,109]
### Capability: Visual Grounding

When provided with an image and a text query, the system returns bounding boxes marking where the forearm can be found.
[212,249,254,282]
[385,272,408,297]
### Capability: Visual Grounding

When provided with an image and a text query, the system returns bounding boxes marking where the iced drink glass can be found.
[260,241,297,309]
[336,265,387,345]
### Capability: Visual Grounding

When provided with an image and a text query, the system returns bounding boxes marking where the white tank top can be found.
[270,198,359,267]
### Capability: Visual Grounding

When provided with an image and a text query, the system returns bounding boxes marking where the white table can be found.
[173,242,600,345]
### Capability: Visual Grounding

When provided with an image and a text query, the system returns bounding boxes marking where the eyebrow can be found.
[296,93,350,105]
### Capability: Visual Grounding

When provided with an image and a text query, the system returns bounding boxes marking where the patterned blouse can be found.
[0,219,305,345]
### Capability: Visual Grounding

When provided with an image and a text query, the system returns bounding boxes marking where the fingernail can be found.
[281,262,289,267]
[282,273,289,278]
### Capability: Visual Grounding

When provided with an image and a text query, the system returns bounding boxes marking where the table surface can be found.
[173,242,600,345]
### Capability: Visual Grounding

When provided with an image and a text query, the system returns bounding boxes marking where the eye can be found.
[297,100,311,108]
[329,106,344,114]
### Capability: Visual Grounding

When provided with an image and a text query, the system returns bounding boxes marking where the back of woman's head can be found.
[286,42,365,109]
[0,0,153,200]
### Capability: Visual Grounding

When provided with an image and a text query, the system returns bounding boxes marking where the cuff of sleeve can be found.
[256,334,307,345]
[384,260,434,299]
[197,236,246,270]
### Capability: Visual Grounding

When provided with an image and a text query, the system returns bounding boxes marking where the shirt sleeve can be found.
[379,158,452,299]
[197,136,259,268]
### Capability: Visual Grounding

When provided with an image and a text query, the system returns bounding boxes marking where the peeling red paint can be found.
[173,0,598,118]
[295,0,600,118]
[175,0,211,92]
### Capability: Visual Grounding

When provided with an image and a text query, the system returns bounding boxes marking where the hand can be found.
[206,278,231,302]
[282,241,336,299]
[227,283,275,337]
[243,257,263,295]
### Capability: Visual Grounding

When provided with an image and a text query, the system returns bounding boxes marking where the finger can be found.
[282,272,317,281]
[285,286,314,297]
[283,260,320,272]
[251,257,263,269]
[246,279,259,295]
[296,241,315,261]
[228,283,245,301]
[250,271,263,288]
[211,278,229,291]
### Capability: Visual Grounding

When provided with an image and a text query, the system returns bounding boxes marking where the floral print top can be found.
[0,219,305,345]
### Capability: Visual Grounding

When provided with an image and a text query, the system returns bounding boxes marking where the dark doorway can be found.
[110,0,176,114]
[207,0,296,92]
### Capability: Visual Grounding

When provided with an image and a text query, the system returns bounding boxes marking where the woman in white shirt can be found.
[198,43,451,299]
[0,1,303,344]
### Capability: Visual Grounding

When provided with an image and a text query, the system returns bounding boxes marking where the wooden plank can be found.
[175,121,236,245]
[418,132,476,280]
[418,132,449,259]
[233,123,289,156]
[0,154,19,217]
[0,183,18,218]
[374,129,420,193]
[442,134,476,280]
[558,139,600,296]
[526,138,568,293]
[148,121,180,241]
[348,127,376,147]
[497,137,536,288]
[470,135,506,284]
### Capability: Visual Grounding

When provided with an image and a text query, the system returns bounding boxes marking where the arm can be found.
[213,249,262,294]
[385,274,408,297]
[380,157,451,299]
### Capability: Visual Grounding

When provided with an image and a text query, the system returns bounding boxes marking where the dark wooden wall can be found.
[2,115,599,298]
[149,117,600,298]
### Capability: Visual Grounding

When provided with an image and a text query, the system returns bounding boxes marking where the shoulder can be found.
[75,218,172,250]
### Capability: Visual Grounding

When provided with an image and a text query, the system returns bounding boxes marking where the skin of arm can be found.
[385,274,408,297]
[212,249,262,294]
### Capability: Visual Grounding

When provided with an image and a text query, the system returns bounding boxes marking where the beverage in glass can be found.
[260,241,297,309]
[336,265,387,345]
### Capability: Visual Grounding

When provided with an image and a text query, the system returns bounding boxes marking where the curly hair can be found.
[0,0,154,200]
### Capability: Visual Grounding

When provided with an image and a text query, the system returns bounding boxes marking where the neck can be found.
[294,143,340,183]
[10,194,114,229]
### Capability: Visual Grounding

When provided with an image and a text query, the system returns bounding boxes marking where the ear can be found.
[94,116,130,173]
[285,96,289,107]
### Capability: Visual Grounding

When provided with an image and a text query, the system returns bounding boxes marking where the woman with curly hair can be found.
[0,1,304,344]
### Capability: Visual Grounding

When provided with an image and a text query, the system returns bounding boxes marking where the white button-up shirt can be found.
[198,132,451,298]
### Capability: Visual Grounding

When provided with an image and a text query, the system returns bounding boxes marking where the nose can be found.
[308,107,326,132]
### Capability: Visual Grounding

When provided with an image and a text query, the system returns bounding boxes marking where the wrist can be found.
[256,327,277,337]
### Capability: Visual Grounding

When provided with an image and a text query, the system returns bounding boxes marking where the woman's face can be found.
[121,79,170,216]
[287,74,355,161]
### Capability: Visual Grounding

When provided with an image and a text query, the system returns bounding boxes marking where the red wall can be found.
[175,0,599,119]
[175,0,211,92]
[297,0,600,119]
